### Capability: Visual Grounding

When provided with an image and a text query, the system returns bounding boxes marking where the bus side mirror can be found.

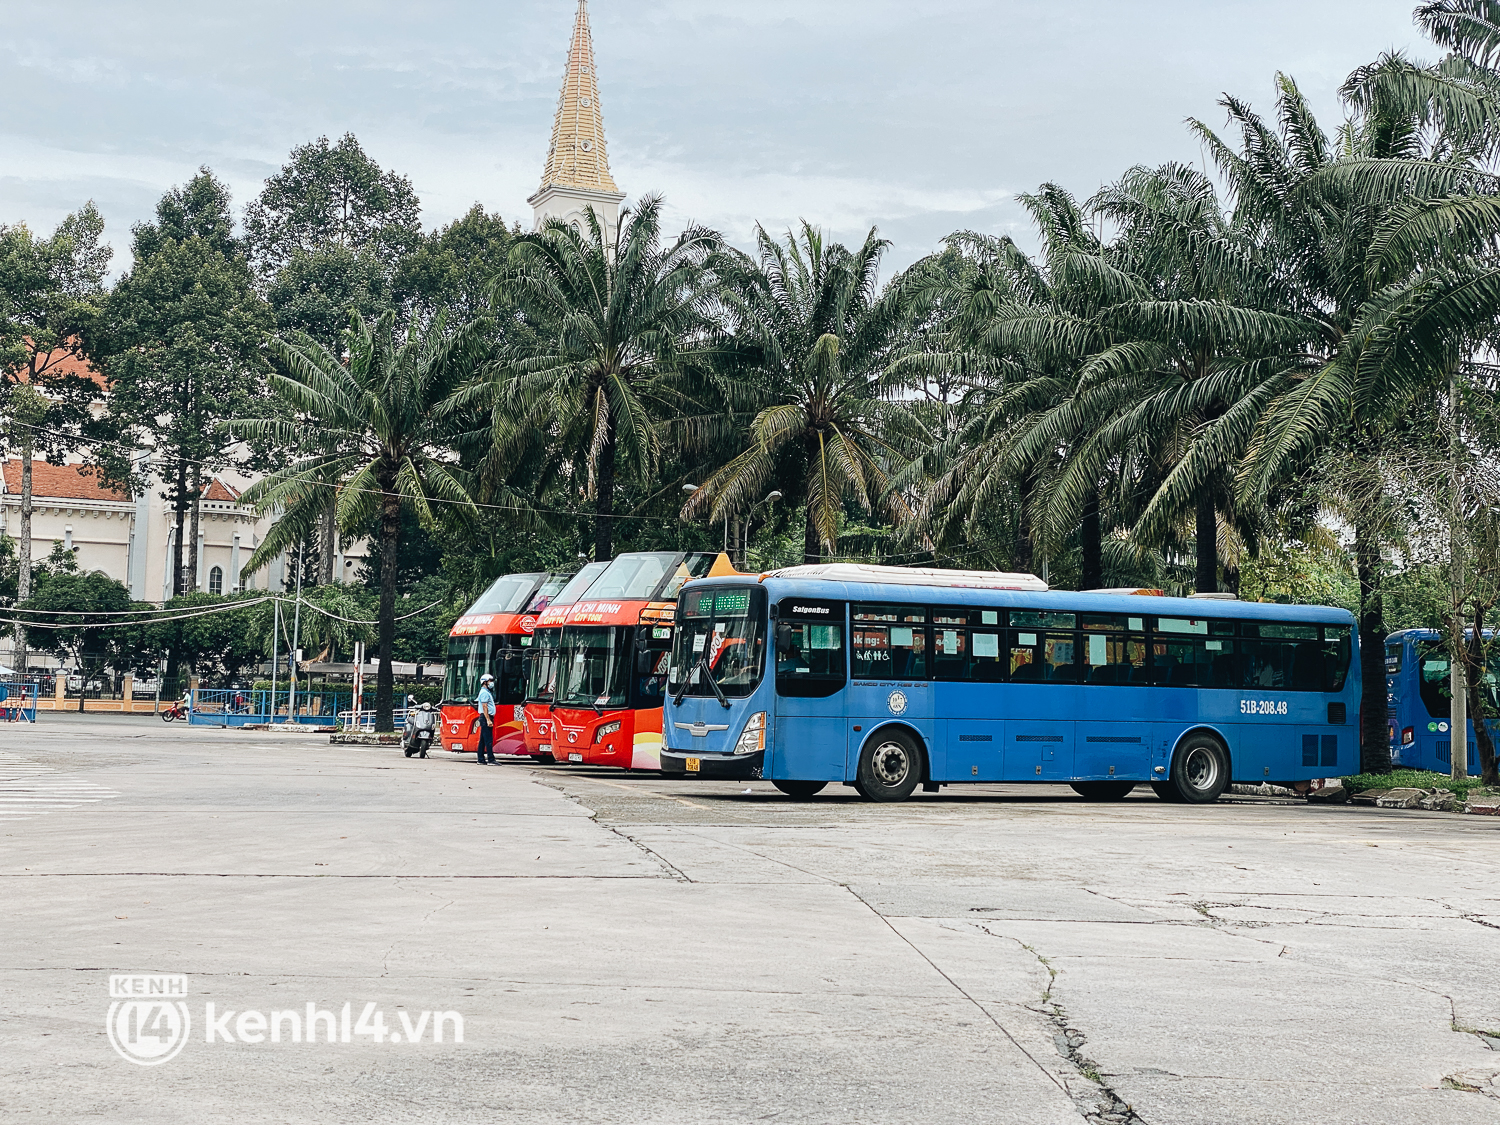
[775,624,794,655]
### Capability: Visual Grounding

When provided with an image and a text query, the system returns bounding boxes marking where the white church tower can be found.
[529,0,625,241]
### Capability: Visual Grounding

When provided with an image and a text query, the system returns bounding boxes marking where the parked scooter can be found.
[403,701,438,758]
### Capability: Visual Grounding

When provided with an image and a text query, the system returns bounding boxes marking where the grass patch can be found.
[1341,768,1494,801]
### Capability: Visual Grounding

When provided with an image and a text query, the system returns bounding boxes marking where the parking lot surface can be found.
[2,714,1498,1123]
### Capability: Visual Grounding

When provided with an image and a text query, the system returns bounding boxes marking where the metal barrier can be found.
[0,681,40,723]
[188,689,413,728]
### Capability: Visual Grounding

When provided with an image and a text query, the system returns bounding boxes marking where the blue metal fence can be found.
[188,688,404,728]
[0,681,40,723]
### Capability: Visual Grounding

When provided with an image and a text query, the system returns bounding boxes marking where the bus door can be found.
[771,598,848,781]
[1071,614,1153,780]
[931,609,1003,782]
[1003,612,1078,780]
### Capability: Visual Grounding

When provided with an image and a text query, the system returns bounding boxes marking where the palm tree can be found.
[1182,70,1500,771]
[232,310,479,731]
[684,223,915,563]
[486,195,721,561]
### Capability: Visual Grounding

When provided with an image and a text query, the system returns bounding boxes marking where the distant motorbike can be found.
[403,702,437,758]
[161,699,189,722]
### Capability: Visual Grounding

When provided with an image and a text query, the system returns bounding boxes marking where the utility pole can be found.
[288,541,305,722]
[270,593,280,724]
[1450,365,1468,782]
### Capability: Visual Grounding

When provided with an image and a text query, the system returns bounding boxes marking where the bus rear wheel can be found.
[857,732,923,803]
[1163,735,1229,803]
[772,780,827,799]
[1070,781,1135,801]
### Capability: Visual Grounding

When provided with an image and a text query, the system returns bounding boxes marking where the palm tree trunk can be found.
[595,427,616,562]
[1079,488,1102,590]
[1354,515,1391,774]
[1195,492,1217,594]
[802,505,820,565]
[1014,471,1033,574]
[375,489,401,733]
[172,458,188,598]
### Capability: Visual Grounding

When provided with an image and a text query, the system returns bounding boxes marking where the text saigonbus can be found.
[522,561,611,761]
[661,565,1359,803]
[440,571,567,757]
[541,551,719,770]
[1385,629,1497,775]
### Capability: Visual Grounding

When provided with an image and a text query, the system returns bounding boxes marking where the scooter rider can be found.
[475,673,496,764]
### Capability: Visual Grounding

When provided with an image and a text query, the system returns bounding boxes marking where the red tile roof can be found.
[1,459,129,502]
[202,479,241,502]
[16,343,108,391]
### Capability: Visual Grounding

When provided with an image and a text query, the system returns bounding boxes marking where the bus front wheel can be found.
[772,780,827,799]
[857,732,923,803]
[1070,781,1135,801]
[1162,736,1229,803]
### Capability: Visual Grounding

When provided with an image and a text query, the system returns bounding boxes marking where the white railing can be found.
[337,707,411,732]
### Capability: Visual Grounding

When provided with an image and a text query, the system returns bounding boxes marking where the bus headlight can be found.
[734,712,767,754]
[594,721,622,744]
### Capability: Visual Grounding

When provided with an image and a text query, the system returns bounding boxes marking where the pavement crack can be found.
[841,886,1075,1107]
[970,923,1149,1125]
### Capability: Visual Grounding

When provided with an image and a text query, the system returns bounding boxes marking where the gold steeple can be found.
[538,0,618,194]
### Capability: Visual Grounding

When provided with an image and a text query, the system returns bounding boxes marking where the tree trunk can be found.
[1079,488,1102,591]
[1014,471,1033,574]
[188,463,202,593]
[172,459,188,598]
[1464,608,1500,787]
[1354,515,1391,774]
[16,434,32,668]
[375,488,401,733]
[320,503,336,584]
[802,503,821,565]
[1194,491,1217,594]
[594,425,616,563]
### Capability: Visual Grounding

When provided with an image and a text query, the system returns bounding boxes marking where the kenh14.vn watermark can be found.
[107,974,464,1066]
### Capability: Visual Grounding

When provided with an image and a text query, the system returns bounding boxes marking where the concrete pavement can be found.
[1,713,1497,1123]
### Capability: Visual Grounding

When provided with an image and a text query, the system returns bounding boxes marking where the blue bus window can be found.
[1011,610,1074,629]
[1010,632,1075,682]
[1324,627,1352,692]
[853,606,927,679]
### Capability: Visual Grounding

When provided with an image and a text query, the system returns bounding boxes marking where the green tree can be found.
[1190,73,1500,771]
[0,205,112,664]
[244,133,424,582]
[232,311,479,731]
[684,223,914,563]
[488,196,722,561]
[93,170,272,599]
[396,205,518,327]
[18,571,140,709]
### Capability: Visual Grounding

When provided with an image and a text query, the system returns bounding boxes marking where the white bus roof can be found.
[762,563,1048,592]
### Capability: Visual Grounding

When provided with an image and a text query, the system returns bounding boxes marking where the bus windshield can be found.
[468,573,543,615]
[556,626,633,710]
[669,585,767,698]
[1416,639,1500,717]
[526,573,569,614]
[444,635,525,705]
[587,553,715,602]
[549,561,610,608]
[525,629,561,703]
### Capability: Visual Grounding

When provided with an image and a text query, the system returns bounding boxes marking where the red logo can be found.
[520,616,537,635]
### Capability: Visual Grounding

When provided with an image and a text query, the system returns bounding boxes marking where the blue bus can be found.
[661,565,1359,803]
[1385,629,1494,775]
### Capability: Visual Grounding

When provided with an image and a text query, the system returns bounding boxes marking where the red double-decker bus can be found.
[521,561,611,761]
[440,571,568,758]
[536,551,725,769]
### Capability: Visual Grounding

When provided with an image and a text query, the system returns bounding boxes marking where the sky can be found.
[2,1,1431,277]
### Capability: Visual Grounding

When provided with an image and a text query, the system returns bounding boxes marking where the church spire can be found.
[538,0,618,194]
